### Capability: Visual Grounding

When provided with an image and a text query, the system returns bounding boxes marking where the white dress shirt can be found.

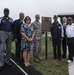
[61,24,64,37]
[21,20,24,24]
[62,23,67,37]
[66,23,74,38]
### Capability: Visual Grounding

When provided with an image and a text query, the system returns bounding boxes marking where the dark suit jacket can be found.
[51,21,62,39]
[13,19,23,42]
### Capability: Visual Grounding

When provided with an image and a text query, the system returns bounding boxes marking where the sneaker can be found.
[37,57,42,60]
[34,58,40,62]
[67,60,73,63]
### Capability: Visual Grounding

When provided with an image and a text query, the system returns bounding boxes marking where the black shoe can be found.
[21,58,24,62]
[0,66,4,71]
[62,55,66,58]
[0,67,2,71]
[58,58,61,60]
[5,62,12,67]
[53,57,57,59]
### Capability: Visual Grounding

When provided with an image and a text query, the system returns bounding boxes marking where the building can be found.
[58,13,74,23]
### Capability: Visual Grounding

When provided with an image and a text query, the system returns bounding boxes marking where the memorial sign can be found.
[42,17,51,32]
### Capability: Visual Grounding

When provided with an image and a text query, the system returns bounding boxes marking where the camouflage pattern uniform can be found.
[32,21,42,60]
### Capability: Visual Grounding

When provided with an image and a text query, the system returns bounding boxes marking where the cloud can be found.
[0,0,74,21]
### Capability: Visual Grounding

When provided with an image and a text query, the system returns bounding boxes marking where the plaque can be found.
[42,17,51,32]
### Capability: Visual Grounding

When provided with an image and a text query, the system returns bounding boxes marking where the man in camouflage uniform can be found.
[32,14,42,62]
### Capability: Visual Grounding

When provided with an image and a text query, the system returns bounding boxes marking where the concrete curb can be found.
[68,62,74,75]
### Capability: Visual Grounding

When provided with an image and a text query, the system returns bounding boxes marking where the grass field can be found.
[11,36,69,75]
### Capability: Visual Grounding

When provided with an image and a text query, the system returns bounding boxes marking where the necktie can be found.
[63,24,66,37]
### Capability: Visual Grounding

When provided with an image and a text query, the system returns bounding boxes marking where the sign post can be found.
[42,17,51,59]
[45,32,48,59]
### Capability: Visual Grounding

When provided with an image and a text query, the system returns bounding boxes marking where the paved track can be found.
[0,54,43,75]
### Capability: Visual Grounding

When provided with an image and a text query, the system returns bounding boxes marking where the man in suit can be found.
[51,15,62,60]
[62,17,67,58]
[13,12,25,62]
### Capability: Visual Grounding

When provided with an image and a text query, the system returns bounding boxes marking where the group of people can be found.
[51,15,74,63]
[0,8,74,71]
[0,8,42,70]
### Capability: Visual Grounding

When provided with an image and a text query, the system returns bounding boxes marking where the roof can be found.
[58,13,74,17]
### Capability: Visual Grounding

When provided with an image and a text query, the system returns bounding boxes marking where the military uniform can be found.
[32,21,42,60]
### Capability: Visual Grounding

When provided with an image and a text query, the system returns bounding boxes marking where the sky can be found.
[0,0,74,22]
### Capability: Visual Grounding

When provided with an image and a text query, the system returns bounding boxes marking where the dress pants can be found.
[62,37,67,58]
[67,38,74,61]
[52,39,61,60]
[15,39,22,62]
